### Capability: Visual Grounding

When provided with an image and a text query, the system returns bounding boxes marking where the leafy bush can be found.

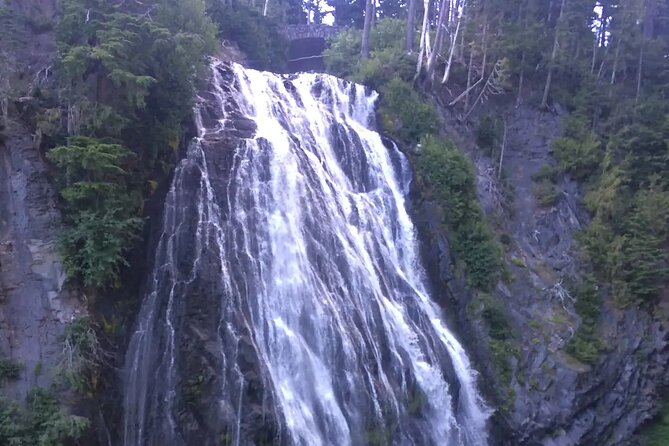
[533,182,560,207]
[379,79,439,144]
[58,318,105,395]
[476,115,500,154]
[0,389,88,445]
[467,293,517,404]
[208,3,288,71]
[565,276,604,364]
[355,47,416,89]
[325,18,409,82]
[47,137,143,288]
[0,359,22,381]
[532,164,561,207]
[640,399,669,446]
[414,136,501,290]
[324,28,361,78]
[552,118,601,180]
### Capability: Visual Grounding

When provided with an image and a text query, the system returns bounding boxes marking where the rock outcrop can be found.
[0,0,83,399]
[409,98,669,445]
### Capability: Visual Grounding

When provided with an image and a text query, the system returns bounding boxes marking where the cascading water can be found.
[122,59,490,446]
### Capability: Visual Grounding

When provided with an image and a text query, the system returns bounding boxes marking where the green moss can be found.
[528,319,542,330]
[510,257,525,268]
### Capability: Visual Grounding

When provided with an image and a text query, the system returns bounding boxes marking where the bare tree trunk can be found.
[517,51,525,106]
[541,0,566,109]
[406,0,416,52]
[636,0,655,103]
[426,0,450,81]
[465,46,475,109]
[635,44,644,104]
[498,119,507,180]
[361,0,374,59]
[415,0,432,77]
[610,40,620,86]
[456,11,466,63]
[441,5,463,84]
[480,21,488,76]
[591,31,597,75]
[263,0,269,16]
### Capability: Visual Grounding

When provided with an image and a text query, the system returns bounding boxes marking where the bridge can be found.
[284,24,342,41]
[283,24,343,72]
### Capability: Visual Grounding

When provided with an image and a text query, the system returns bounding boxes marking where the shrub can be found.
[533,182,560,208]
[0,389,88,445]
[414,136,501,290]
[355,47,416,89]
[379,79,439,144]
[47,137,143,288]
[208,3,288,71]
[565,276,604,364]
[552,118,601,180]
[476,115,500,154]
[641,399,669,446]
[325,18,409,82]
[324,28,362,78]
[58,318,105,395]
[0,359,22,381]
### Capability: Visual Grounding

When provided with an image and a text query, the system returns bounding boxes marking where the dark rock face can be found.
[409,100,669,445]
[0,0,82,400]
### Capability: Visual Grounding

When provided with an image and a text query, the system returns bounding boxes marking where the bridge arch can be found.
[284,24,342,72]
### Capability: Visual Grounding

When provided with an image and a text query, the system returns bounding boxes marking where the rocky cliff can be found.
[0,2,668,444]
[0,0,84,400]
[408,96,669,445]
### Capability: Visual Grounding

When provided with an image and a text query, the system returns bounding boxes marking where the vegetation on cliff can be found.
[0,389,89,445]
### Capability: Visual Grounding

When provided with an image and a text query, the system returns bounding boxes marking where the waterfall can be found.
[122,60,490,446]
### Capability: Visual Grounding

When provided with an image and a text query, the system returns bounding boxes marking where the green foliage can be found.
[532,164,561,207]
[414,136,501,290]
[207,3,288,70]
[326,18,415,88]
[58,0,216,163]
[324,29,361,78]
[49,0,217,289]
[47,137,143,288]
[353,19,415,88]
[0,359,22,382]
[58,318,105,395]
[565,276,604,364]
[355,48,416,89]
[552,118,602,181]
[0,389,88,445]
[379,79,438,144]
[476,116,500,155]
[640,399,669,446]
[468,293,517,405]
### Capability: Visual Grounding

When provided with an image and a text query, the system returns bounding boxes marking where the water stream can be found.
[122,60,489,446]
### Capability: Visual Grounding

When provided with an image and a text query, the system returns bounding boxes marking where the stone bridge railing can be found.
[284,24,342,41]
